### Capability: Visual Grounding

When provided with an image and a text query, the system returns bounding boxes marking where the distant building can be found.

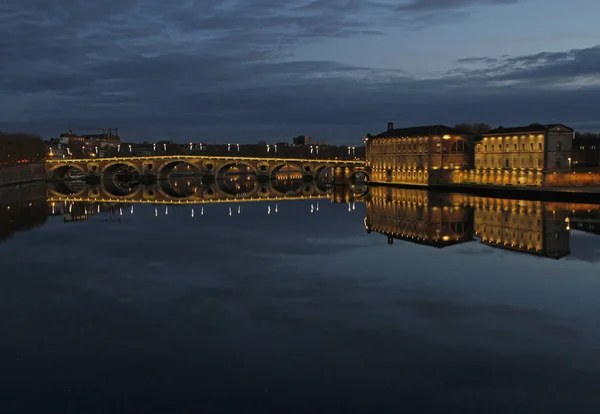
[469,123,574,186]
[572,136,600,167]
[365,122,474,186]
[293,135,312,146]
[58,129,121,157]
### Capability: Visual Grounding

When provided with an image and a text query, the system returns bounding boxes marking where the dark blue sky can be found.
[1,0,599,144]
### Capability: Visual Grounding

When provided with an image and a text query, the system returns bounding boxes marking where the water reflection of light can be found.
[97,205,100,213]
[119,208,123,216]
[238,205,241,215]
[69,204,73,213]
[316,202,319,211]
[268,205,271,215]
[229,207,232,216]
[155,208,158,217]
[275,204,278,213]
[131,205,134,215]
[165,206,168,215]
[352,201,356,211]
[311,204,314,213]
[201,207,204,215]
[191,208,194,218]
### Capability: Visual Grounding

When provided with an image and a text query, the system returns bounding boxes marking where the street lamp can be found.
[568,157,572,173]
[128,144,132,153]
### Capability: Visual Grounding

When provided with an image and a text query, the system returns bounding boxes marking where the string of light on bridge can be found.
[51,198,360,220]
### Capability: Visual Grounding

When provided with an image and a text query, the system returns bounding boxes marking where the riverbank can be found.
[369,181,600,203]
[0,163,46,187]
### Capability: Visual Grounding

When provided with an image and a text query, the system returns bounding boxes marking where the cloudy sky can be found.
[1,0,599,144]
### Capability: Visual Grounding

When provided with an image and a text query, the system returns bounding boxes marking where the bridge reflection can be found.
[47,176,367,205]
[365,186,600,260]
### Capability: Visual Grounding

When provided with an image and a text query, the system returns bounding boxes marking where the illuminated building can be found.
[365,123,474,186]
[466,124,574,187]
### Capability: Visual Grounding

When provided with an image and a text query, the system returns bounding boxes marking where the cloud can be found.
[1,1,599,142]
[396,0,522,12]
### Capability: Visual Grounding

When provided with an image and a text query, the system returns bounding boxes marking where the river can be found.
[1,179,600,413]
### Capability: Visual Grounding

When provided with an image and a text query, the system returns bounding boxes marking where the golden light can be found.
[442,135,451,140]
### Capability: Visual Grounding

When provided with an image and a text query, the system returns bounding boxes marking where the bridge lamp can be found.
[128,145,132,153]
[316,146,319,155]
[310,146,313,154]
[95,146,98,154]
[274,144,278,153]
[163,143,167,151]
[267,144,270,153]
[117,145,120,152]
[153,143,156,151]
[189,142,193,151]
[237,144,240,152]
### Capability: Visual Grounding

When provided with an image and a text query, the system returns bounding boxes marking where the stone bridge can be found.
[46,155,368,183]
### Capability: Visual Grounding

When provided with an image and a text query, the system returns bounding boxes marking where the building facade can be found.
[366,123,474,186]
[572,136,600,167]
[463,124,574,187]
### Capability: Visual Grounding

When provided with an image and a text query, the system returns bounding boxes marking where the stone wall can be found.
[0,163,46,186]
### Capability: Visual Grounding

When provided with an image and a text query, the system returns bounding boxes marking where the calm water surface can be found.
[1,180,600,413]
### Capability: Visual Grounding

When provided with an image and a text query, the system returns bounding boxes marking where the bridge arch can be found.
[349,169,370,184]
[269,162,304,180]
[48,163,86,180]
[101,161,142,178]
[215,162,256,180]
[156,160,201,180]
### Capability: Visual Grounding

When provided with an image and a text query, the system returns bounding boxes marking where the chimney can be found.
[387,122,394,131]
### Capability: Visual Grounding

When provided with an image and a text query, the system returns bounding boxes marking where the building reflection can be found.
[365,187,474,247]
[470,197,570,259]
[365,187,592,259]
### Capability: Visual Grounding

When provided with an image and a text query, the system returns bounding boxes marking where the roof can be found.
[483,123,573,135]
[373,125,473,139]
